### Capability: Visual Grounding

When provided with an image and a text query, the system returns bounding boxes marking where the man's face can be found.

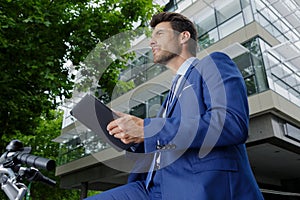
[150,22,182,65]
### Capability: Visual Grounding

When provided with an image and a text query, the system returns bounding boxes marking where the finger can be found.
[113,132,129,140]
[107,120,119,131]
[121,138,133,144]
[121,136,143,144]
[108,126,123,136]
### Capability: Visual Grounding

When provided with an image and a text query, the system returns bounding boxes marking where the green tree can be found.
[0,0,159,198]
[1,0,72,144]
[0,0,158,145]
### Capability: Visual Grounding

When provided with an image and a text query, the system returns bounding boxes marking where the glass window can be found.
[146,64,167,80]
[260,38,300,105]
[215,0,241,24]
[194,7,216,36]
[198,28,219,50]
[219,13,244,38]
[285,30,299,43]
[231,37,270,96]
[147,95,161,118]
[244,37,262,58]
[244,76,257,95]
[130,103,146,118]
[162,91,169,102]
[273,75,290,97]
[136,55,146,66]
[252,55,268,92]
[133,71,146,86]
[255,12,267,28]
[271,64,284,79]
[164,0,178,12]
[241,0,250,9]
[264,6,276,22]
[233,53,254,77]
[264,53,280,72]
[243,5,254,24]
[253,0,265,12]
[283,75,297,88]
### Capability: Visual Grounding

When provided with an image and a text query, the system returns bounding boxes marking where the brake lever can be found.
[19,167,56,187]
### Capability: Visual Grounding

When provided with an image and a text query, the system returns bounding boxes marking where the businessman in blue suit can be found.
[86,12,264,200]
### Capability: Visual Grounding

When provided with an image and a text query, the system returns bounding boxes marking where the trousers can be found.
[84,179,161,200]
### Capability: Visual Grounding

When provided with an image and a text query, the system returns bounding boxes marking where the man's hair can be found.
[150,12,198,56]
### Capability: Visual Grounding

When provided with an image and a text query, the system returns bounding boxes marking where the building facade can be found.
[53,0,300,199]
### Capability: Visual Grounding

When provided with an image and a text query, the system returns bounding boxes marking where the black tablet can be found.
[70,94,132,151]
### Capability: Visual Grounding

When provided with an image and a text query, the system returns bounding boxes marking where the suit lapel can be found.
[157,97,168,117]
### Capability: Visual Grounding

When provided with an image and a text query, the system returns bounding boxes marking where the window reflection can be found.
[219,13,244,38]
[194,7,216,36]
[130,103,146,118]
[198,28,218,50]
[234,53,254,77]
[196,0,254,49]
[244,76,257,95]
[57,130,110,166]
[215,0,241,24]
[148,95,162,118]
[253,55,268,92]
[232,37,269,96]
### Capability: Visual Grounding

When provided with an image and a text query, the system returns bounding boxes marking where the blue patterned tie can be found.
[166,74,181,113]
[145,74,181,188]
[145,152,159,188]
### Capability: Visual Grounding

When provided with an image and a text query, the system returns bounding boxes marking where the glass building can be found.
[53,0,300,199]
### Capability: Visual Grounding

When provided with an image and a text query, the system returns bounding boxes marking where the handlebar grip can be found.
[17,153,56,171]
[39,174,57,187]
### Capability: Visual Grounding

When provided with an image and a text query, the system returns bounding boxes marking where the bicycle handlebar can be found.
[0,140,57,200]
[22,167,56,187]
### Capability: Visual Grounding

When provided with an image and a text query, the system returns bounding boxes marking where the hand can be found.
[107,111,144,144]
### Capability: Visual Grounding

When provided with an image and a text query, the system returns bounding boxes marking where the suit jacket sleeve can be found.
[143,52,249,153]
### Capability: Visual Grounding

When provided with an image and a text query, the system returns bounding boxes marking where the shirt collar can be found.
[176,57,196,76]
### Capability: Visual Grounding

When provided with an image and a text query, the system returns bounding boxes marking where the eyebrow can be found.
[152,28,169,36]
[155,29,165,34]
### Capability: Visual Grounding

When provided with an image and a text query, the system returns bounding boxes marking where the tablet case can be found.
[70,94,132,151]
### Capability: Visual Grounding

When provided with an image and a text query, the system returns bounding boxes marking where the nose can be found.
[149,37,156,48]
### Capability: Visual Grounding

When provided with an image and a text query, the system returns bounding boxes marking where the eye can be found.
[157,31,163,36]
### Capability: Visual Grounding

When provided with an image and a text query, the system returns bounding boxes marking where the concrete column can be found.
[80,182,88,200]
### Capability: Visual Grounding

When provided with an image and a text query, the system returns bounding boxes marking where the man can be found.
[86,12,264,200]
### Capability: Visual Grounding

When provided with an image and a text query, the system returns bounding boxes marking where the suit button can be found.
[130,146,136,151]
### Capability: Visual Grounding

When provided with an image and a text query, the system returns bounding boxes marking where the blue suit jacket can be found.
[129,52,264,200]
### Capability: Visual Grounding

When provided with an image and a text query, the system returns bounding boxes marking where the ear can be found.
[180,31,191,44]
